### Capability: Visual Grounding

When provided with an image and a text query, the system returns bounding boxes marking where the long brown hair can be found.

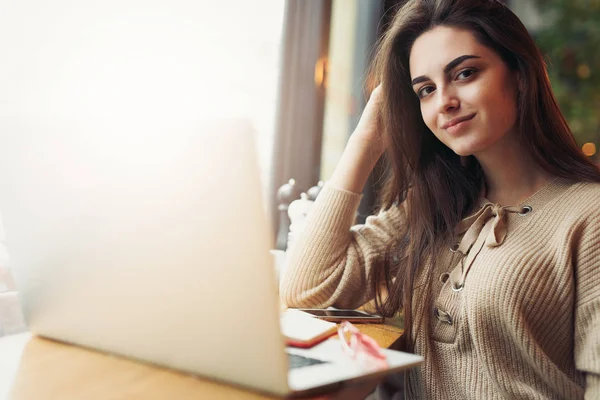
[367,0,600,350]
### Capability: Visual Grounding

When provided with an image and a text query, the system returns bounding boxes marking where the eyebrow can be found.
[411,55,481,86]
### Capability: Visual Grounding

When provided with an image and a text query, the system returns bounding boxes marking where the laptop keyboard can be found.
[287,353,328,369]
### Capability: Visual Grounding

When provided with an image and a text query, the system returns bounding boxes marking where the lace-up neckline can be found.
[441,177,572,291]
[446,203,529,290]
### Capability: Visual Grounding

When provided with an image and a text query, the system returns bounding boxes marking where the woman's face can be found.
[409,26,519,157]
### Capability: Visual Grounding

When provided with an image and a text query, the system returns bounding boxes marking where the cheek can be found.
[483,78,519,130]
[420,103,437,134]
[488,93,517,133]
[420,102,451,147]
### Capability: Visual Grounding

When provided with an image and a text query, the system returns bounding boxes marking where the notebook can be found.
[280,309,337,348]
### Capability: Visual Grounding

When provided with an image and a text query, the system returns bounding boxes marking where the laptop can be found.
[0,118,422,397]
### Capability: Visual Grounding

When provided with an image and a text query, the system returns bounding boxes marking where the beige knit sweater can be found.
[280,177,600,399]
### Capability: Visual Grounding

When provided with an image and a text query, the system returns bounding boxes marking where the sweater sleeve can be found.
[279,184,408,310]
[574,210,600,399]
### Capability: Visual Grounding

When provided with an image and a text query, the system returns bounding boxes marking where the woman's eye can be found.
[456,68,476,80]
[418,86,435,98]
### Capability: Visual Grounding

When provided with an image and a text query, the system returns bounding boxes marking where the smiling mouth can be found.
[442,113,476,130]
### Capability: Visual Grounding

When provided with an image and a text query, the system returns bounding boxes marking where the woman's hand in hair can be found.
[328,85,386,194]
[351,84,385,157]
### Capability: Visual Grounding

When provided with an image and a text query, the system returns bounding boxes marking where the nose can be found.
[436,85,459,114]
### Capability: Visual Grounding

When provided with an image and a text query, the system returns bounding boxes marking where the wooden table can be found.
[0,324,403,400]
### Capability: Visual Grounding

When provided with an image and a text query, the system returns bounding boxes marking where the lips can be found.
[441,113,476,130]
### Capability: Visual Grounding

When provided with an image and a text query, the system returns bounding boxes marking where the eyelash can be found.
[417,68,478,99]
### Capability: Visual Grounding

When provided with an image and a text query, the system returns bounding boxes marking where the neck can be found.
[474,131,554,206]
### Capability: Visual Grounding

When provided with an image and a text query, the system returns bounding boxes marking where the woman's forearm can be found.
[328,135,385,194]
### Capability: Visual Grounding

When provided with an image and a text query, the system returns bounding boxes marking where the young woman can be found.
[280,0,600,398]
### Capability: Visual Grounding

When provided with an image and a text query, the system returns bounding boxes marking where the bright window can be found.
[0,0,285,198]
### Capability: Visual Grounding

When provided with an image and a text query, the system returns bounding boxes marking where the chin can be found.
[450,147,474,157]
[447,144,476,157]
[446,138,490,157]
